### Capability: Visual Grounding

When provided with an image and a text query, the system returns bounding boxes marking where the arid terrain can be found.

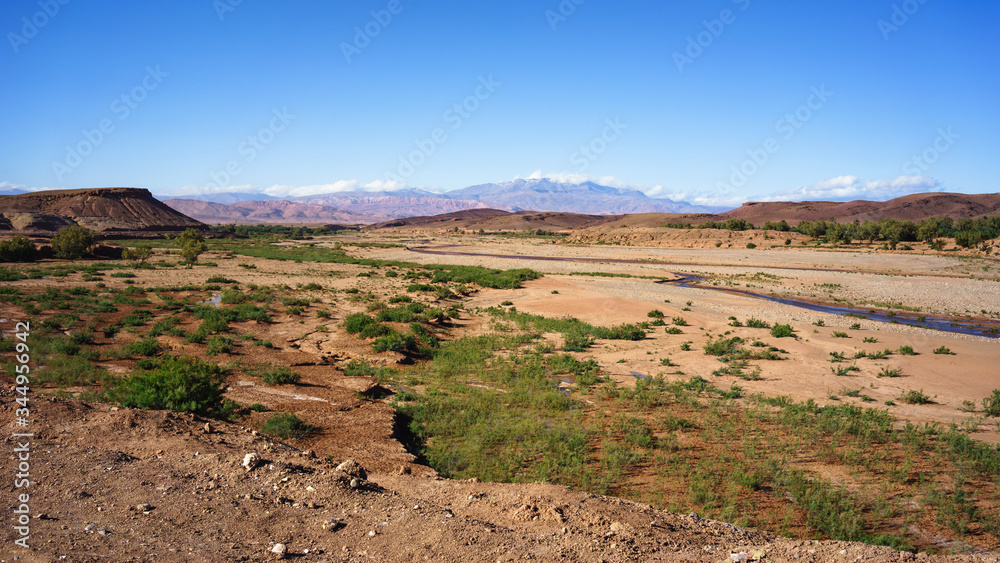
[2,219,1000,561]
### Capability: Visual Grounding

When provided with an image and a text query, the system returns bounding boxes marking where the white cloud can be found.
[760,175,943,202]
[524,170,630,189]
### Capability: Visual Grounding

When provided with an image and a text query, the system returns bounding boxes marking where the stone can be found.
[204,422,213,434]
[136,503,152,512]
[243,452,262,471]
[336,459,367,480]
[270,543,287,559]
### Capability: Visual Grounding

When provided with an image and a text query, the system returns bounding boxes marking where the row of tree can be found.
[0,226,207,264]
[663,215,999,248]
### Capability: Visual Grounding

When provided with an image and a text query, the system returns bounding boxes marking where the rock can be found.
[397,465,411,475]
[270,543,287,559]
[610,522,625,534]
[204,422,213,434]
[349,478,359,489]
[136,503,152,512]
[336,459,367,480]
[243,453,262,471]
[730,553,749,562]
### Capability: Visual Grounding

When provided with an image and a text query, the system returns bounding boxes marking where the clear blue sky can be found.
[1,0,997,206]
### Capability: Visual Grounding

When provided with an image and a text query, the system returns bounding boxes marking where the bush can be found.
[746,317,770,329]
[647,309,664,319]
[898,389,933,405]
[258,366,300,385]
[122,337,161,357]
[51,225,98,259]
[770,324,794,338]
[983,390,1000,417]
[205,335,234,355]
[932,346,954,355]
[746,242,757,249]
[344,313,376,334]
[115,356,226,416]
[898,345,916,356]
[260,412,316,440]
[0,236,37,262]
[122,245,154,266]
[372,331,417,353]
[671,316,688,326]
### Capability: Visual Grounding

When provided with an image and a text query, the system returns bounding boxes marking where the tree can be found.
[122,244,154,266]
[50,225,98,259]
[0,236,37,262]
[177,228,206,266]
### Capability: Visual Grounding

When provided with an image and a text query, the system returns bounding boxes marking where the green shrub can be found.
[877,366,903,378]
[122,337,162,357]
[745,317,770,329]
[258,366,300,385]
[770,324,794,338]
[115,356,226,416]
[344,313,376,334]
[372,331,417,353]
[51,225,98,259]
[832,331,849,338]
[746,242,756,249]
[206,275,236,283]
[122,245,154,266]
[205,335,234,355]
[932,346,954,355]
[899,389,932,405]
[0,236,37,262]
[671,316,688,326]
[665,327,683,335]
[898,345,916,356]
[982,390,1000,417]
[260,412,316,440]
[647,309,664,319]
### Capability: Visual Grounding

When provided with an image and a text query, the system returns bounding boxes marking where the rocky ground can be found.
[4,389,996,563]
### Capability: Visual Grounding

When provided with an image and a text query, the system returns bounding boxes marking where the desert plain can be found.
[2,226,1000,562]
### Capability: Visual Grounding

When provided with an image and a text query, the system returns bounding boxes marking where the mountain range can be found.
[159,179,715,224]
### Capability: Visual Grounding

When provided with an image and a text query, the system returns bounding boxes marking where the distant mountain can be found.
[162,199,374,225]
[153,192,284,204]
[0,188,27,196]
[442,179,712,215]
[160,180,718,224]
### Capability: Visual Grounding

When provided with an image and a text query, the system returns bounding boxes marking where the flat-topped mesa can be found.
[0,187,204,233]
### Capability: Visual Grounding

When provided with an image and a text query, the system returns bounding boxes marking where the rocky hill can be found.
[0,187,203,233]
[717,192,1000,225]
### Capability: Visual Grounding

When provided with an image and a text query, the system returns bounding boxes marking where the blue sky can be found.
[1,0,997,206]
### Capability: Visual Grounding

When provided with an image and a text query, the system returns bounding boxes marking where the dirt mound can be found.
[0,188,204,233]
[3,390,973,562]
